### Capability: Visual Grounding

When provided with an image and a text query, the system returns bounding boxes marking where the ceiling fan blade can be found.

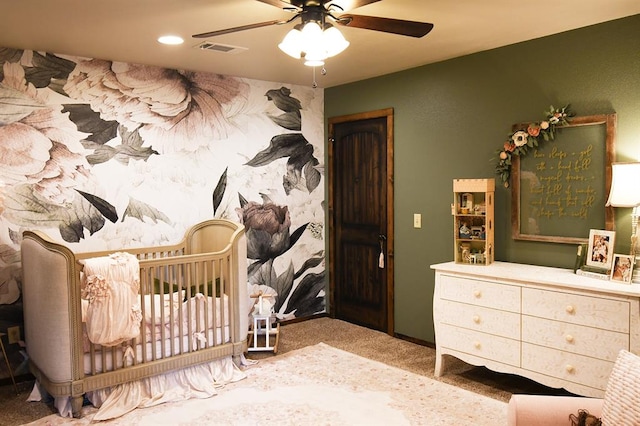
[337,14,434,38]
[331,0,381,11]
[193,20,285,38]
[256,0,379,10]
[256,0,298,8]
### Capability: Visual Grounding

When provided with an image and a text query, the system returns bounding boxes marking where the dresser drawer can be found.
[522,316,628,361]
[438,323,520,367]
[440,274,520,312]
[522,342,614,391]
[439,300,520,339]
[522,288,630,333]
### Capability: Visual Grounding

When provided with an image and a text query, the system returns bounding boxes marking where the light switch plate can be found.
[413,213,422,228]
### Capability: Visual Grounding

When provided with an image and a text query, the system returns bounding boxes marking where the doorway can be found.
[328,108,394,334]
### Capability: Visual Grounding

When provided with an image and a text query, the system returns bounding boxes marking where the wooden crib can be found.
[20,219,248,418]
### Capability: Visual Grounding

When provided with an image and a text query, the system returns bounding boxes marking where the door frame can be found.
[327,108,395,335]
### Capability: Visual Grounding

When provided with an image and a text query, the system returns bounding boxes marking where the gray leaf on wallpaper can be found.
[294,255,324,280]
[63,104,118,145]
[275,262,295,312]
[76,190,118,223]
[87,127,158,165]
[27,52,76,89]
[0,84,43,123]
[303,161,321,193]
[246,134,320,194]
[123,198,172,225]
[8,228,21,246]
[61,193,108,242]
[268,111,301,131]
[1,185,105,243]
[0,243,21,265]
[246,134,310,165]
[0,48,23,69]
[251,258,277,289]
[285,271,325,316]
[213,167,228,216]
[265,87,302,113]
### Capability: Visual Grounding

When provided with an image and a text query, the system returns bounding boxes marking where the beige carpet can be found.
[25,342,507,425]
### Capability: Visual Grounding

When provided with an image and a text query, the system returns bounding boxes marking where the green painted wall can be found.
[325,14,640,343]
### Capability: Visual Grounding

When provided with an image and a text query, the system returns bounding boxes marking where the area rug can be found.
[26,342,507,425]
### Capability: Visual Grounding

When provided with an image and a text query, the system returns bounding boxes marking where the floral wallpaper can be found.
[0,48,325,354]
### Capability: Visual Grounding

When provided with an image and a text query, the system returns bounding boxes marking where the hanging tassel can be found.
[379,251,384,268]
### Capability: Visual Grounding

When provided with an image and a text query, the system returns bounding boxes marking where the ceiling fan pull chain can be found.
[312,66,318,88]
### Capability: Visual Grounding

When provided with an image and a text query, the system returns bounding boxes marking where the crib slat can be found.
[81,243,239,375]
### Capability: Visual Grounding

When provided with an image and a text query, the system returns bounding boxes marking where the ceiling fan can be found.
[193,0,434,39]
[192,1,434,67]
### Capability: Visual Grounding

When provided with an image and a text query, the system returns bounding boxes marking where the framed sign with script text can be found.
[511,114,616,244]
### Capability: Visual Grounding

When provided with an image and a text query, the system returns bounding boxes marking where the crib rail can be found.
[82,251,236,376]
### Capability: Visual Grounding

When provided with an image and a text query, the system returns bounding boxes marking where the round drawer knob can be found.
[473,315,481,324]
[566,365,575,373]
[473,290,482,298]
[566,305,575,314]
[474,341,481,349]
[565,335,574,343]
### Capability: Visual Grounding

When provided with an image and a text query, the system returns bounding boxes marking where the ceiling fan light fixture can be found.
[303,51,326,67]
[302,42,328,66]
[322,24,349,57]
[279,20,348,66]
[278,26,304,59]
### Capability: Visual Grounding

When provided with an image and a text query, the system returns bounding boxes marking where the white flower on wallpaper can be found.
[0,48,325,319]
[64,60,249,154]
[0,62,90,202]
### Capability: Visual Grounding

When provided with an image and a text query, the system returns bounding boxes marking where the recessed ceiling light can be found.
[158,35,184,45]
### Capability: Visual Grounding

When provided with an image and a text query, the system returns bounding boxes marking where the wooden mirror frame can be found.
[511,114,616,244]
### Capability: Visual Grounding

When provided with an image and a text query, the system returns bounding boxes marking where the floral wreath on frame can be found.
[495,104,575,188]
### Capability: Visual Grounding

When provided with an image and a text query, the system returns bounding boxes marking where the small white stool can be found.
[248,312,280,353]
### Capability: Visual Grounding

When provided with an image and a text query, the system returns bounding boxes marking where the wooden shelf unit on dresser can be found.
[452,178,494,265]
[431,261,640,398]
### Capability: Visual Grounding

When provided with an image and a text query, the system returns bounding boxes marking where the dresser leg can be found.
[434,350,446,377]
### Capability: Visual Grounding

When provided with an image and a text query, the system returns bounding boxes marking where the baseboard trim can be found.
[394,333,435,349]
[279,312,329,326]
[281,314,435,349]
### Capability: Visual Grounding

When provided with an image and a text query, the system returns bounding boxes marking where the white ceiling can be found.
[1,0,639,88]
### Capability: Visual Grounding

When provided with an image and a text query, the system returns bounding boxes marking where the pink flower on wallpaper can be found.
[0,62,90,204]
[236,201,292,260]
[64,60,249,153]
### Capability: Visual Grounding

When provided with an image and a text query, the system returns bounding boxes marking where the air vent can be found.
[196,42,248,54]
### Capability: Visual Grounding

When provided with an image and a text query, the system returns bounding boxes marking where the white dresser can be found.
[431,261,640,397]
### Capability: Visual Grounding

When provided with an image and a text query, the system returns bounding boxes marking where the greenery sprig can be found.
[495,104,574,187]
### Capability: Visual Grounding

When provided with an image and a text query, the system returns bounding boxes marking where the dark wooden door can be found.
[328,109,394,334]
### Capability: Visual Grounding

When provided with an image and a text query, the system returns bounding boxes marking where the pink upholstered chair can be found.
[508,350,640,425]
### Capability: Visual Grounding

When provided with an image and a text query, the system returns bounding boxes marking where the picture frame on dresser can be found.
[610,254,634,284]
[586,229,616,270]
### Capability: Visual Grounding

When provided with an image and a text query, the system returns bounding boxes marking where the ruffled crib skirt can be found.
[28,356,246,421]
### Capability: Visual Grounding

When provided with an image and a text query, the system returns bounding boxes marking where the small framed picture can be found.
[610,254,634,284]
[586,229,616,270]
